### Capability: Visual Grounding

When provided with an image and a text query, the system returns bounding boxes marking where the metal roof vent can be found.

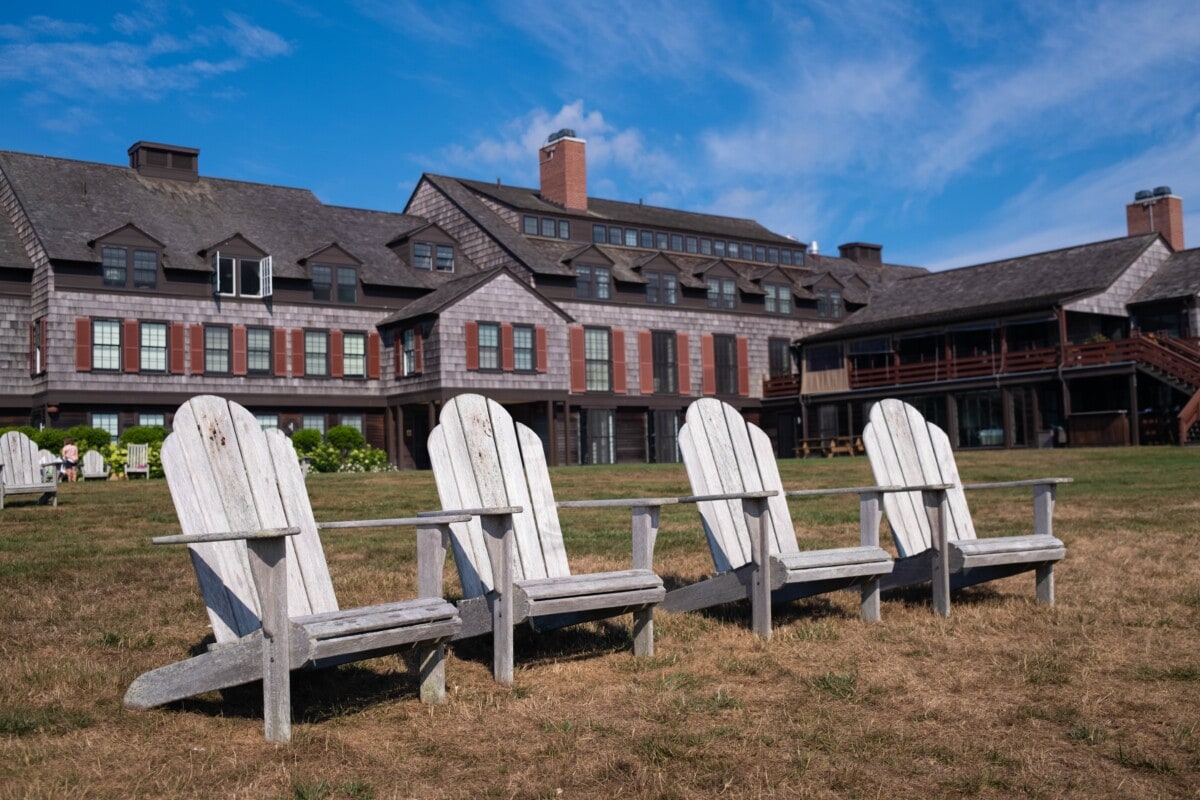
[546,128,577,144]
[1134,189,1154,201]
[1153,185,1173,197]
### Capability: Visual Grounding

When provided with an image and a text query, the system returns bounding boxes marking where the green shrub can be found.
[290,429,322,454]
[102,441,164,479]
[326,425,366,452]
[67,425,114,451]
[307,443,342,473]
[119,425,168,445]
[339,446,393,473]
[33,428,66,452]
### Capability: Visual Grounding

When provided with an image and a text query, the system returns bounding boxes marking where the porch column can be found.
[946,395,959,448]
[1129,373,1140,446]
[546,400,558,466]
[1002,387,1014,448]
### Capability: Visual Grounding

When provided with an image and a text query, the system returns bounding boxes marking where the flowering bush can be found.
[102,441,164,479]
[339,446,393,473]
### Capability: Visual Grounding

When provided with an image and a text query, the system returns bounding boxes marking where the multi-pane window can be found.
[541,217,556,238]
[340,414,364,434]
[337,267,357,303]
[714,334,739,395]
[436,245,455,272]
[769,338,793,378]
[247,326,272,374]
[477,323,500,370]
[593,224,607,244]
[343,332,366,377]
[139,413,165,427]
[655,232,669,249]
[140,322,167,372]
[413,243,433,270]
[728,242,740,258]
[256,413,279,431]
[767,248,779,264]
[205,326,231,373]
[670,234,683,252]
[523,215,538,235]
[584,327,611,392]
[816,289,844,319]
[780,250,792,266]
[609,226,622,245]
[764,283,792,315]
[646,272,678,305]
[312,265,332,300]
[652,330,678,394]
[700,238,712,255]
[305,330,329,376]
[575,265,611,299]
[755,246,767,262]
[91,413,118,442]
[640,230,654,248]
[714,240,726,257]
[302,414,325,435]
[513,325,535,371]
[581,408,615,465]
[401,328,418,376]
[685,236,698,254]
[624,229,638,247]
[707,277,737,309]
[101,246,158,288]
[92,320,121,371]
[558,220,570,239]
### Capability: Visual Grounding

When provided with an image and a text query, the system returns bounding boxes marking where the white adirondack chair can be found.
[863,399,1070,616]
[81,450,110,480]
[0,432,57,508]
[124,395,465,743]
[125,442,149,478]
[428,394,669,686]
[37,448,58,483]
[664,398,900,639]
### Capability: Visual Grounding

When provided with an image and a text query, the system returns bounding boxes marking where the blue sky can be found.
[3,1,1200,271]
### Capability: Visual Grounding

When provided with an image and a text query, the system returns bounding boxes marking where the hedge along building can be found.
[793,188,1200,448]
[0,135,919,467]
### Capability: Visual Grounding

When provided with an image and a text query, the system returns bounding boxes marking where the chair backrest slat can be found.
[0,432,41,486]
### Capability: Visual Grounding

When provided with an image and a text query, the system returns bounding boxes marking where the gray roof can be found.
[1129,248,1200,304]
[0,150,463,290]
[377,266,570,326]
[0,198,32,270]
[803,234,1160,343]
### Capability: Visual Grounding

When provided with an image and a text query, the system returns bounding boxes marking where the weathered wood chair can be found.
[0,432,57,508]
[37,448,58,483]
[428,393,669,686]
[863,398,1071,616]
[124,442,150,479]
[664,398,903,639]
[81,449,110,480]
[124,395,465,743]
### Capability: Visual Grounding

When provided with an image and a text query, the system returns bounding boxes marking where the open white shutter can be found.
[260,255,273,297]
[210,251,220,294]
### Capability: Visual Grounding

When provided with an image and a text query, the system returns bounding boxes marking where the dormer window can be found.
[312,264,357,303]
[101,246,159,289]
[764,283,792,315]
[575,265,611,299]
[212,251,272,298]
[412,242,454,272]
[707,277,737,309]
[413,243,433,270]
[816,289,843,319]
[436,245,455,272]
[646,272,678,305]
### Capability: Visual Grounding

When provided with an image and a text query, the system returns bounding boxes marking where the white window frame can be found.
[211,250,272,298]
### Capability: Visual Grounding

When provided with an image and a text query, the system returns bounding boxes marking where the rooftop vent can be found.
[128,141,199,182]
[1134,189,1154,201]
[1153,185,1173,197]
[546,128,577,144]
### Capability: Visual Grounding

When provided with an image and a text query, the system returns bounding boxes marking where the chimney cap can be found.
[546,128,578,144]
[1153,185,1173,197]
[1135,189,1154,201]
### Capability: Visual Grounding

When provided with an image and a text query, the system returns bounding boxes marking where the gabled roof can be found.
[376,266,571,327]
[0,202,33,271]
[0,150,456,290]
[1129,247,1200,304]
[802,234,1161,343]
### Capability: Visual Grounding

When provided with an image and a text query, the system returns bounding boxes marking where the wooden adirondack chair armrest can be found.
[961,478,1073,490]
[556,496,684,509]
[317,514,473,530]
[151,527,301,545]
[782,483,953,499]
[678,489,778,503]
[417,506,523,518]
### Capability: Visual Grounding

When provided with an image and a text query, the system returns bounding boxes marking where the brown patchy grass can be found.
[2,447,1199,798]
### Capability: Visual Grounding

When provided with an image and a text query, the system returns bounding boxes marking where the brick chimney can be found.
[1126,186,1184,251]
[539,129,587,211]
[838,242,882,265]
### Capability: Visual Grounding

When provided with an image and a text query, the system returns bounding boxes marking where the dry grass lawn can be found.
[1,446,1198,798]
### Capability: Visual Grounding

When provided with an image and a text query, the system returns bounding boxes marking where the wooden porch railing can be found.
[762,374,802,398]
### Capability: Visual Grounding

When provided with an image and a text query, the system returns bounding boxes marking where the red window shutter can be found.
[569,325,586,393]
[169,323,186,374]
[737,336,750,396]
[123,320,139,373]
[75,318,91,372]
[189,324,204,375]
[39,319,47,374]
[677,332,691,396]
[291,329,305,377]
[394,333,403,373]
[28,322,34,375]
[612,328,627,394]
[638,330,654,395]
[413,328,424,374]
[367,332,381,379]
[501,323,514,371]
[535,326,547,373]
[273,328,289,376]
[465,321,479,371]
[330,329,344,378]
[701,333,716,396]
[232,325,247,376]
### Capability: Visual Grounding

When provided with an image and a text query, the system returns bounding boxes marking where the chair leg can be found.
[632,609,654,657]
[417,643,446,703]
[860,578,881,623]
[1035,564,1055,605]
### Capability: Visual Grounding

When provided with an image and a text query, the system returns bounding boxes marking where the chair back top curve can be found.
[678,398,800,572]
[163,395,337,642]
[428,393,571,598]
[863,399,976,558]
[0,432,42,486]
